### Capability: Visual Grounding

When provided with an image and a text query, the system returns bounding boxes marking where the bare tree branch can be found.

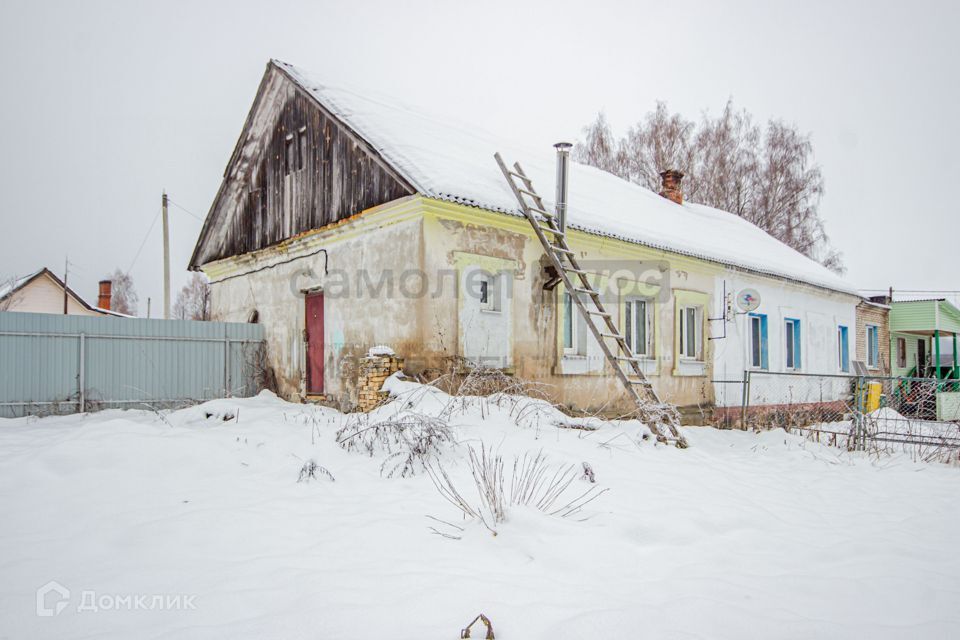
[575,100,844,274]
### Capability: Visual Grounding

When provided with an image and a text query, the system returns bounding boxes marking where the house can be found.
[0,269,124,317]
[855,297,891,374]
[889,298,960,379]
[190,60,861,415]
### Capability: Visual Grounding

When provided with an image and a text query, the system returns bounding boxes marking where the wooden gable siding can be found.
[194,75,413,266]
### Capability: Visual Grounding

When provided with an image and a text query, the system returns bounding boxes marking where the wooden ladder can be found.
[494,153,687,447]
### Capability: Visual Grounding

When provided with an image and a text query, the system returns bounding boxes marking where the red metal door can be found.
[305,292,324,394]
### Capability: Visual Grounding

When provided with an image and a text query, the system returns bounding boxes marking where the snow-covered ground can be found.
[1,380,959,639]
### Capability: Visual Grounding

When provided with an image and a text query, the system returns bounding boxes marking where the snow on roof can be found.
[275,60,858,296]
[0,269,44,301]
[1,268,130,317]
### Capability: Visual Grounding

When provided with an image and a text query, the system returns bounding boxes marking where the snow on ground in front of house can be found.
[1,383,959,639]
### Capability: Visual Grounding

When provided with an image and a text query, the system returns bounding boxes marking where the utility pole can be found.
[162,191,170,319]
[63,256,69,314]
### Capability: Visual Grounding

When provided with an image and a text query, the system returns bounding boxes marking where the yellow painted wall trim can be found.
[673,289,711,376]
[420,197,859,300]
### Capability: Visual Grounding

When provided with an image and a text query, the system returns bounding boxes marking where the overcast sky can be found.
[1,0,957,313]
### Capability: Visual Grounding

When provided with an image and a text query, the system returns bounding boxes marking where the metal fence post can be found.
[853,376,864,451]
[223,336,231,398]
[740,369,750,430]
[79,332,86,413]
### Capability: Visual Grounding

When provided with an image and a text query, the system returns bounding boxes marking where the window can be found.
[562,292,578,355]
[785,318,801,370]
[838,325,850,372]
[284,128,308,175]
[478,272,501,312]
[284,134,296,175]
[678,305,703,360]
[624,298,652,357]
[298,126,308,170]
[866,325,880,369]
[897,337,907,369]
[749,313,768,369]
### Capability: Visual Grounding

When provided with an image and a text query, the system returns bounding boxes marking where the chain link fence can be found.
[713,371,960,463]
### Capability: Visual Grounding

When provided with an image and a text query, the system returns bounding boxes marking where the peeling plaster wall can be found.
[205,200,425,407]
[420,199,721,413]
[203,195,857,417]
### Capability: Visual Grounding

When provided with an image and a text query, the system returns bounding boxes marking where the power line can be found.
[125,207,162,276]
[166,197,204,222]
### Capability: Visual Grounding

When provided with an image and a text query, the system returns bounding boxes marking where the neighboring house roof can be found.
[0,271,36,300]
[858,299,891,310]
[889,298,960,335]
[268,60,858,296]
[0,268,130,317]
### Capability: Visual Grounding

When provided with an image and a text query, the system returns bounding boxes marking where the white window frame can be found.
[837,325,849,372]
[562,292,580,356]
[678,305,703,361]
[478,271,501,313]
[785,318,800,370]
[624,297,653,357]
[866,324,880,369]
[750,314,764,369]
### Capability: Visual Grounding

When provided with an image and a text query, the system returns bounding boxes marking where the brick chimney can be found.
[659,169,684,205]
[98,280,112,311]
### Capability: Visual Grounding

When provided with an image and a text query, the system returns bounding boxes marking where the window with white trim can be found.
[867,325,880,369]
[784,318,801,370]
[678,305,703,360]
[624,297,652,357]
[478,272,501,313]
[838,325,850,372]
[750,313,768,369]
[562,292,578,355]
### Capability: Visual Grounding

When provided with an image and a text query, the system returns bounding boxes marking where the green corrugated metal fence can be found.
[0,312,265,418]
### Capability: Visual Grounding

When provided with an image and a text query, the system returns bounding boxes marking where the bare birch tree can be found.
[173,272,212,321]
[0,276,19,311]
[574,112,623,175]
[619,102,699,196]
[106,269,138,316]
[574,100,844,274]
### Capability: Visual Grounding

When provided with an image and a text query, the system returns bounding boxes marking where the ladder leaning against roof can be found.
[494,151,687,448]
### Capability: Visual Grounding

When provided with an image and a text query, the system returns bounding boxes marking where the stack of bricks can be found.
[356,352,404,412]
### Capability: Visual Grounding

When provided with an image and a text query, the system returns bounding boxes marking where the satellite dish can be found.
[737,288,761,312]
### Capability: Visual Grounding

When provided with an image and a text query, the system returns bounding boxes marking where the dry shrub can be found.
[336,411,455,478]
[419,357,559,429]
[297,459,335,483]
[426,445,608,538]
[429,356,551,398]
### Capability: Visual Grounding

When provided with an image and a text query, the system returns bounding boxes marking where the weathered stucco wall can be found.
[204,195,859,417]
[205,197,426,406]
[419,198,721,413]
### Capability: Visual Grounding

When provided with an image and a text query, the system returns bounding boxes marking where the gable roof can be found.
[227,60,858,295]
[0,268,45,301]
[189,63,415,269]
[0,268,130,317]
